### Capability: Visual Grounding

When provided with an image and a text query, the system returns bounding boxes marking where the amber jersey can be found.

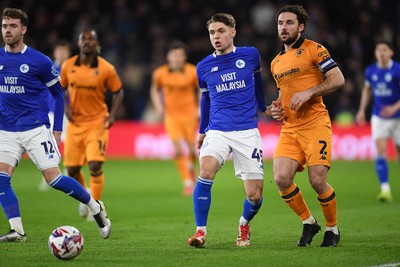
[153,63,198,118]
[60,55,122,124]
[270,37,338,128]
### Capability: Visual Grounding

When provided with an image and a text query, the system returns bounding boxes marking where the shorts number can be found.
[251,148,263,162]
[41,141,55,155]
[98,140,107,155]
[319,140,327,155]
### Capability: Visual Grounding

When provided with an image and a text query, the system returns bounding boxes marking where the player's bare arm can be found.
[52,131,62,146]
[196,133,206,149]
[63,88,75,123]
[149,73,164,118]
[290,67,345,111]
[380,99,400,118]
[105,89,124,129]
[355,84,372,124]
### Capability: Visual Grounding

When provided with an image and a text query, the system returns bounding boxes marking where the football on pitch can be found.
[48,225,84,260]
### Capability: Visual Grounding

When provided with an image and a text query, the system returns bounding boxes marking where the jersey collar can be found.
[279,37,305,55]
[4,44,28,54]
[377,59,393,69]
[213,46,236,58]
[74,54,99,68]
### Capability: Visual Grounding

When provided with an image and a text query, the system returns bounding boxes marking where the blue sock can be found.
[193,177,213,226]
[0,172,20,219]
[49,174,91,204]
[242,197,263,221]
[375,156,389,184]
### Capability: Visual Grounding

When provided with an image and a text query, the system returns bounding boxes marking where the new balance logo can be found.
[211,66,218,72]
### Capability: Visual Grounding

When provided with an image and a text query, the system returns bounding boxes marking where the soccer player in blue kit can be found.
[356,40,400,202]
[0,7,111,241]
[187,13,270,248]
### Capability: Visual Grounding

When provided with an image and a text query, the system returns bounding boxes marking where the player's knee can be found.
[274,178,293,191]
[309,177,327,193]
[175,151,183,158]
[88,161,102,173]
[247,193,262,204]
[199,169,216,180]
[66,167,80,177]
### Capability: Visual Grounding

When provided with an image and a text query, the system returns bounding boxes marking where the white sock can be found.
[381,183,391,192]
[239,216,249,226]
[196,226,207,235]
[86,197,101,215]
[9,217,25,235]
[184,180,193,187]
[325,225,339,235]
[302,216,316,225]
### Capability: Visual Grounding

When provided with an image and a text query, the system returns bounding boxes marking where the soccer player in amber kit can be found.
[269,5,345,247]
[61,28,123,220]
[150,41,199,196]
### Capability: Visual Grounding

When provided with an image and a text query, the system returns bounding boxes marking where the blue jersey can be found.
[47,61,61,114]
[197,46,262,132]
[0,45,60,131]
[365,60,400,119]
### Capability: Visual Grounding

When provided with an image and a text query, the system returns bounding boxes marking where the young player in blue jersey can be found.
[356,40,400,202]
[0,7,111,242]
[187,13,270,248]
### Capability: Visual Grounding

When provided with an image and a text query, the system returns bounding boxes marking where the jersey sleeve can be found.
[252,47,262,73]
[313,43,337,74]
[196,63,208,93]
[40,55,60,87]
[60,60,70,88]
[189,65,198,88]
[364,66,372,87]
[106,65,123,93]
[153,67,162,88]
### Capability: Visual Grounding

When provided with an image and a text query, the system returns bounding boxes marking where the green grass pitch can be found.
[0,159,399,267]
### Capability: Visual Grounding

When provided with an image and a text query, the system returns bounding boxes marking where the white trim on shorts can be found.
[199,129,264,180]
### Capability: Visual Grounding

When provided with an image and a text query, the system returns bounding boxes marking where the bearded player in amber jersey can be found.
[268,5,345,247]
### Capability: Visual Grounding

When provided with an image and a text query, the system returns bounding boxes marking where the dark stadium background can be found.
[2,0,399,123]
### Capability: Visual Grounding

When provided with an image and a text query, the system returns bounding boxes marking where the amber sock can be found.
[89,171,104,200]
[318,186,337,227]
[280,183,311,221]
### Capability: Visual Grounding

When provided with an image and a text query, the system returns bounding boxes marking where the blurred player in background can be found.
[61,28,123,221]
[187,13,268,248]
[38,40,72,191]
[0,7,111,242]
[269,5,345,247]
[356,41,400,202]
[150,41,199,196]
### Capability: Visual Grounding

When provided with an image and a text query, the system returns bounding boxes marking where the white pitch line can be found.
[367,262,400,267]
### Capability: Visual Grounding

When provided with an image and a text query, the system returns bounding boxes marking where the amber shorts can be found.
[273,115,332,172]
[164,115,197,142]
[63,121,108,166]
